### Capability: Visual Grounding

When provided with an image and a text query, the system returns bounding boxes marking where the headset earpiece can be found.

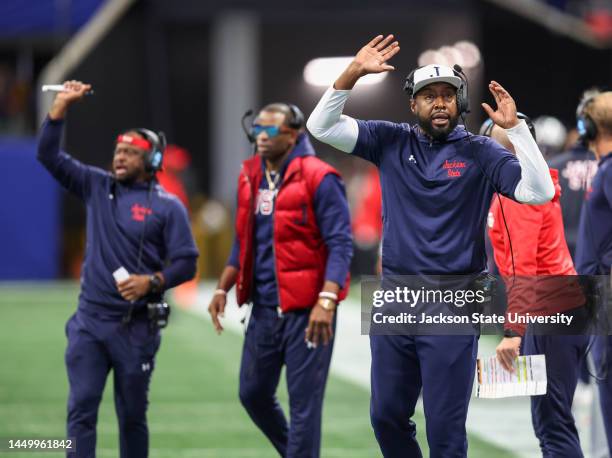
[480,112,536,141]
[577,114,598,143]
[150,131,166,172]
[126,128,166,173]
[479,118,495,137]
[452,64,469,115]
[516,112,536,141]
[577,90,600,145]
[403,68,417,96]
[286,103,305,130]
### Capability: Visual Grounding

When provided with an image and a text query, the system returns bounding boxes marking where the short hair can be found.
[586,91,612,137]
[577,88,601,118]
[260,103,297,127]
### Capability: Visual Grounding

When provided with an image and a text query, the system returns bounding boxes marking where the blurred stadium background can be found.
[0,0,610,456]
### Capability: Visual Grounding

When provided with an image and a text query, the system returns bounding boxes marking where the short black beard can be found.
[115,175,134,185]
[260,147,292,170]
[114,170,150,184]
[417,114,459,141]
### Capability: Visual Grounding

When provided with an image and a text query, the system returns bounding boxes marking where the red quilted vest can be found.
[235,153,349,312]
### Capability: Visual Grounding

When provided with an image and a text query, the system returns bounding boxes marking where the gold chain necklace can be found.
[265,168,280,191]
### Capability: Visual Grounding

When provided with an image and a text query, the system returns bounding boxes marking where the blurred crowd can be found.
[544,0,612,39]
[0,61,32,135]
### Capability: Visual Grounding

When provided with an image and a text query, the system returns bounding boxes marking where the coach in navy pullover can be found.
[576,152,612,276]
[38,109,197,317]
[548,142,598,260]
[574,91,612,457]
[37,81,197,458]
[308,35,554,458]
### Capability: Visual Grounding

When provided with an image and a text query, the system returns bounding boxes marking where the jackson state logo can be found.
[131,204,152,222]
[442,160,467,178]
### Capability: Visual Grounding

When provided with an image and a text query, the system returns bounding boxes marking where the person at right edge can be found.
[307,34,554,457]
[483,115,589,457]
[575,91,612,456]
[547,90,600,261]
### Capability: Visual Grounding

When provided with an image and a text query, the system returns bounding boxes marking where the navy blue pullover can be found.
[38,117,198,315]
[576,152,612,275]
[547,143,598,259]
[353,121,522,275]
[227,134,353,306]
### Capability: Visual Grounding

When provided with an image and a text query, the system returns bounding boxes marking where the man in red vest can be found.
[208,103,352,457]
[483,116,589,457]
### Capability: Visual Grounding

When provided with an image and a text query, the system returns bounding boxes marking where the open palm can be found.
[354,34,400,75]
[481,81,519,129]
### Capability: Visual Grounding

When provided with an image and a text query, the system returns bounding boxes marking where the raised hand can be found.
[481,81,519,129]
[49,80,92,120]
[335,34,400,90]
[56,80,91,102]
[354,34,400,75]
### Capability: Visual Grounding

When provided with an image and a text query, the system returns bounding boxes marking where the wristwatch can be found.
[503,329,521,338]
[149,274,163,294]
[318,298,337,312]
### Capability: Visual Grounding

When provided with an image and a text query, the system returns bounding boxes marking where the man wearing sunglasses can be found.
[208,103,352,457]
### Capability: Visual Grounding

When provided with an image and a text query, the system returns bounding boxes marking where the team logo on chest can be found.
[442,160,467,178]
[131,203,153,222]
[562,160,597,191]
[255,189,278,216]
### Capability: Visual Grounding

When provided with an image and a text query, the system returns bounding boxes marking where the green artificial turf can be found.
[0,283,514,457]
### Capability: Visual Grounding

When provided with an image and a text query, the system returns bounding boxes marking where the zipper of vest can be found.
[271,181,282,310]
[239,169,254,295]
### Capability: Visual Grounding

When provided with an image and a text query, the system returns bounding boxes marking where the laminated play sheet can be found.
[476,354,547,398]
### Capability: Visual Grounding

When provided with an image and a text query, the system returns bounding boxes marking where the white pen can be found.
[41,84,94,95]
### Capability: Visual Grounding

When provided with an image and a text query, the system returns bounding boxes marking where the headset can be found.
[479,112,537,141]
[285,103,305,130]
[119,128,167,172]
[576,89,600,146]
[403,64,469,115]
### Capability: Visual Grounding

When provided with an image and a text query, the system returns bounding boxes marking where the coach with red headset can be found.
[208,103,352,457]
[37,81,198,458]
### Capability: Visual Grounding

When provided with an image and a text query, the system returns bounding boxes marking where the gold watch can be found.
[318,298,337,311]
